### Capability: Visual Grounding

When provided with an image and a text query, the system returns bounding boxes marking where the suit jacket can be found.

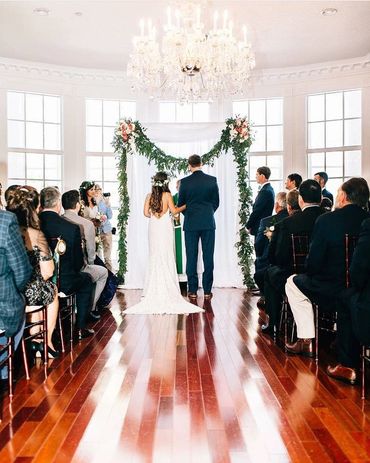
[39,211,84,290]
[348,218,370,344]
[322,188,334,204]
[246,183,275,236]
[255,209,288,268]
[177,170,219,231]
[294,204,369,301]
[0,210,32,336]
[63,210,96,265]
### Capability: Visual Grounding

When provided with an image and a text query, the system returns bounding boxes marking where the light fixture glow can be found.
[33,7,50,16]
[321,7,338,16]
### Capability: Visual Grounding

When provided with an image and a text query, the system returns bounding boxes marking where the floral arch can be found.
[112,117,254,287]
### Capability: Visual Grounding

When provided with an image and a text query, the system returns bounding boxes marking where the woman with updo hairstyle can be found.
[6,187,60,358]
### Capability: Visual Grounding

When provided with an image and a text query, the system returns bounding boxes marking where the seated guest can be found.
[246,166,275,236]
[314,171,334,204]
[0,208,32,380]
[62,190,108,318]
[254,192,288,295]
[286,189,301,216]
[285,173,302,191]
[39,187,95,339]
[262,180,324,336]
[4,184,20,205]
[6,188,60,357]
[285,177,369,356]
[327,217,370,383]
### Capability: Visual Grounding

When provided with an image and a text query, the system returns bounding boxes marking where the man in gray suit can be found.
[62,190,108,318]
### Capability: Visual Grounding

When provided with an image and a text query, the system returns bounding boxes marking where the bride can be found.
[124,172,204,314]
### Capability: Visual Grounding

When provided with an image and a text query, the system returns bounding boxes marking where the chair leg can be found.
[8,338,14,397]
[362,345,366,400]
[43,307,48,370]
[291,322,296,343]
[70,296,75,350]
[284,299,288,349]
[315,304,319,363]
[21,338,30,380]
[58,310,65,353]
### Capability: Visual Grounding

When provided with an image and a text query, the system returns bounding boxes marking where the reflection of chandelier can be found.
[127,1,255,102]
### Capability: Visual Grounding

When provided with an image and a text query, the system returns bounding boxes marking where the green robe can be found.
[173,193,183,274]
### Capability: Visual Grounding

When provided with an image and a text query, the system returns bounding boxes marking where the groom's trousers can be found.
[185,229,215,294]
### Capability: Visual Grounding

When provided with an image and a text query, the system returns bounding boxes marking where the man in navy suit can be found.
[314,171,334,204]
[177,155,219,300]
[246,166,275,236]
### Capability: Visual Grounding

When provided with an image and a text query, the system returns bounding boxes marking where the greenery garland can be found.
[112,116,254,287]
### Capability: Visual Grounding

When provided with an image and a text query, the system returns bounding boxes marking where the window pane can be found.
[249,155,265,174]
[103,156,117,181]
[25,94,43,122]
[308,94,324,122]
[86,99,102,125]
[233,101,248,118]
[267,155,283,180]
[103,100,120,126]
[326,120,343,148]
[8,152,25,178]
[325,92,343,120]
[326,178,342,198]
[249,100,265,125]
[8,120,25,148]
[176,103,192,122]
[250,126,266,152]
[308,122,324,149]
[344,90,361,119]
[193,103,209,122]
[86,156,103,181]
[344,118,361,146]
[159,102,176,122]
[270,180,283,194]
[26,153,43,179]
[44,96,60,123]
[26,122,43,149]
[45,180,62,191]
[45,154,62,180]
[266,99,283,125]
[325,151,343,178]
[103,126,115,152]
[308,152,324,177]
[44,123,61,150]
[7,92,24,120]
[86,126,103,152]
[266,125,283,151]
[25,179,44,191]
[120,101,136,119]
[344,150,361,177]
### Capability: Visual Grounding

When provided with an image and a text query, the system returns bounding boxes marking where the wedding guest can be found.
[62,190,108,319]
[79,181,98,220]
[285,177,369,357]
[246,166,275,236]
[6,188,60,357]
[285,173,302,191]
[0,208,32,380]
[262,180,324,336]
[39,187,95,340]
[95,184,114,272]
[4,184,20,205]
[286,189,301,215]
[314,171,334,204]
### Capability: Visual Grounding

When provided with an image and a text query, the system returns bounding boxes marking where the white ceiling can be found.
[0,0,369,71]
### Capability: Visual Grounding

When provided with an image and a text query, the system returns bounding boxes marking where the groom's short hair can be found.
[188,154,201,167]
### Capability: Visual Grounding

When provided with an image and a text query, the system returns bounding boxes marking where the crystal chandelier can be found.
[127,1,255,102]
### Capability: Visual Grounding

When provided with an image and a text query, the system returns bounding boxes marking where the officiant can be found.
[173,180,187,286]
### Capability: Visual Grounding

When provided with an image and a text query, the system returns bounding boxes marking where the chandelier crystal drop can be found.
[127,1,256,102]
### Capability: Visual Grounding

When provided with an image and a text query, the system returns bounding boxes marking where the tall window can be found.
[159,101,210,122]
[307,90,362,194]
[233,98,284,196]
[85,98,136,267]
[7,91,63,191]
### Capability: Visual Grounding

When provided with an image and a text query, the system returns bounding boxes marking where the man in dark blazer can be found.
[177,154,219,300]
[0,209,32,380]
[39,187,95,339]
[246,166,275,236]
[327,217,370,383]
[262,180,324,335]
[314,171,334,204]
[285,177,369,358]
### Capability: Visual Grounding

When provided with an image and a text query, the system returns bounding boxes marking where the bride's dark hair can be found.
[149,172,170,214]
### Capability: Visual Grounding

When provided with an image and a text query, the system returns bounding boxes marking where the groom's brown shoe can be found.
[188,292,197,301]
[204,293,213,300]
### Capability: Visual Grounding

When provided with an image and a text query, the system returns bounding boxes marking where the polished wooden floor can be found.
[0,288,369,462]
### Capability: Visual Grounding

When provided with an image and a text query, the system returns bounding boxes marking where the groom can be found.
[177,155,219,300]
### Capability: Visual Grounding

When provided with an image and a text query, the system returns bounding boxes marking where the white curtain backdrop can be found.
[123,122,244,289]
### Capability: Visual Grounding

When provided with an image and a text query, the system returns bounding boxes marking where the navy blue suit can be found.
[246,183,275,236]
[177,170,219,294]
[322,188,334,205]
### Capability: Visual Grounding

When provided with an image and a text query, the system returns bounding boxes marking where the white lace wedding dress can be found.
[124,210,204,314]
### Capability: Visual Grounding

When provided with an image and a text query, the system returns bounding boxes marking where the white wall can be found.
[1,55,370,189]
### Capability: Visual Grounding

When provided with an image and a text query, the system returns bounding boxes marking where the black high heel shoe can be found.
[47,347,60,359]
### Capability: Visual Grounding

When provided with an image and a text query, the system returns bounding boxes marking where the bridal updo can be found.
[149,172,171,214]
[6,187,40,230]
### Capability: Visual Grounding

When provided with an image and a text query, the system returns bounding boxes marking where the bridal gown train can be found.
[124,210,204,314]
